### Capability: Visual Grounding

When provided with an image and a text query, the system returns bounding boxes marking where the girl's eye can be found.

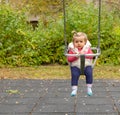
[75,40,83,43]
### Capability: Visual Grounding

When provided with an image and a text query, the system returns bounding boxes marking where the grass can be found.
[0,65,120,79]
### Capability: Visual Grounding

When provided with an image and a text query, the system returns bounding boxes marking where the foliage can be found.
[0,4,33,66]
[99,4,120,65]
[7,0,63,18]
[0,1,120,67]
[65,0,120,65]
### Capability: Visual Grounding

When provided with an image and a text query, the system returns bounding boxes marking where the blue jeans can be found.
[70,66,93,86]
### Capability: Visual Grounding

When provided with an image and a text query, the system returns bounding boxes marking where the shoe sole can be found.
[87,92,92,96]
[71,94,76,97]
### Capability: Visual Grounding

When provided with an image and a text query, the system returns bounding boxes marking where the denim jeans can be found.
[70,66,93,86]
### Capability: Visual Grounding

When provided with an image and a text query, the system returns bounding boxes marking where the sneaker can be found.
[87,87,93,96]
[71,89,77,97]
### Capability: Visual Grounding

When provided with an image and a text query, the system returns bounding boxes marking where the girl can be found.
[67,32,93,96]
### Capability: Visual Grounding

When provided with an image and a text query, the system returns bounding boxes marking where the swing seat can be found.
[65,47,101,75]
[63,0,102,75]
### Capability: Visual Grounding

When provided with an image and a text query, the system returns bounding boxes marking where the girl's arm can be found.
[84,48,93,59]
[67,50,78,62]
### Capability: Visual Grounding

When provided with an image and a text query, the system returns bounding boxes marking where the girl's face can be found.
[73,36,86,49]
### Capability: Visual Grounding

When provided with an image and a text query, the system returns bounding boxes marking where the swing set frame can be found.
[63,0,101,74]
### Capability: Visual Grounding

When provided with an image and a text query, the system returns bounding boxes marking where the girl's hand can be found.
[79,51,84,54]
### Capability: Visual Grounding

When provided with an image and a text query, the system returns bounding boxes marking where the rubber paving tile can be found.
[0,79,120,115]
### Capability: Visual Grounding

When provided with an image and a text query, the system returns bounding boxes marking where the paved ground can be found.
[0,79,120,115]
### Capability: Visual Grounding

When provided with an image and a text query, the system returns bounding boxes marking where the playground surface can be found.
[0,79,120,115]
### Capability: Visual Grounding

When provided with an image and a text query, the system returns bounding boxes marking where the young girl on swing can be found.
[67,32,93,96]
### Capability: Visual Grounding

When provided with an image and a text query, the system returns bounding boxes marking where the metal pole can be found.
[63,0,67,53]
[98,0,101,49]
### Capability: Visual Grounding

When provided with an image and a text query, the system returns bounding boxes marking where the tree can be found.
[1,0,62,16]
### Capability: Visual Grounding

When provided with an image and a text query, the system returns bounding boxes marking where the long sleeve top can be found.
[67,47,93,68]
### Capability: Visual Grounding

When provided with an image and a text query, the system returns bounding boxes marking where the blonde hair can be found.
[72,31,88,43]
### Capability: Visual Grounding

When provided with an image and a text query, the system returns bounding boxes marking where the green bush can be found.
[99,5,120,65]
[0,2,120,67]
[0,4,33,66]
